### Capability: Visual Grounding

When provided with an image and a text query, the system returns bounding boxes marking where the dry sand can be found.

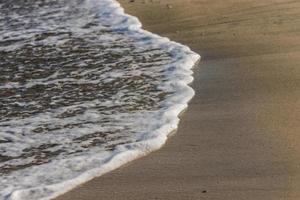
[55,0,300,199]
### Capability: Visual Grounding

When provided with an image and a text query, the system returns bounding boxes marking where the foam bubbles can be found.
[0,0,200,199]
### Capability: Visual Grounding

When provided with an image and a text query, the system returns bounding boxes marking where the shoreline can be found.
[55,0,300,199]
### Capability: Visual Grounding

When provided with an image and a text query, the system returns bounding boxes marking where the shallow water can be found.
[0,0,199,199]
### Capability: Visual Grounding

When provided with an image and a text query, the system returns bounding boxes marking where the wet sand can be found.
[55,0,300,199]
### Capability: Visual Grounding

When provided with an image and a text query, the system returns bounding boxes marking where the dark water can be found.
[0,0,198,199]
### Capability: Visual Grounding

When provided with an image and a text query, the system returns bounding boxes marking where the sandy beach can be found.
[55,0,300,199]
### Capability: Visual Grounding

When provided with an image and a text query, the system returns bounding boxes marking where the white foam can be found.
[0,0,200,199]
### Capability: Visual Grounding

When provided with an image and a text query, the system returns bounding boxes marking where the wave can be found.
[0,0,200,199]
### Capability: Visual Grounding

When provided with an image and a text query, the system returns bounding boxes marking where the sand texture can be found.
[55,0,300,199]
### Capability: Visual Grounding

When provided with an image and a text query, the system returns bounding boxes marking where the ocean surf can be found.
[0,0,200,199]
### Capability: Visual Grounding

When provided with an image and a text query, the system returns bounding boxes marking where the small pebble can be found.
[166,4,173,9]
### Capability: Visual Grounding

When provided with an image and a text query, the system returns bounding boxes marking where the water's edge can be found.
[6,0,200,199]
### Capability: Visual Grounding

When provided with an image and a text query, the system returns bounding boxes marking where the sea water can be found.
[0,0,200,199]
